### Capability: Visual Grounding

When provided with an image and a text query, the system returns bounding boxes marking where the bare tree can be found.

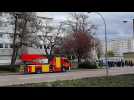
[62,12,96,64]
[64,13,96,34]
[94,38,103,60]
[37,19,64,58]
[9,12,41,65]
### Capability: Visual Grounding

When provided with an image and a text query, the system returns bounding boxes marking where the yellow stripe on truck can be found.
[56,57,61,68]
[31,65,35,73]
[42,65,49,72]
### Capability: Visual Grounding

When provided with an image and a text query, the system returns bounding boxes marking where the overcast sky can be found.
[37,12,134,40]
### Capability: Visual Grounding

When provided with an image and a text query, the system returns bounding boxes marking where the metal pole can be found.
[133,19,134,38]
[88,12,108,77]
[123,19,134,38]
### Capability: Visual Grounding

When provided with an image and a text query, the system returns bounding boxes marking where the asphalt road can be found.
[0,67,134,86]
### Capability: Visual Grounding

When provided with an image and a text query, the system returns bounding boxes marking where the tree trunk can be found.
[11,15,17,65]
[45,48,49,57]
[45,47,52,62]
[77,55,81,65]
[44,46,52,62]
[49,48,53,57]
[11,47,19,65]
[48,48,53,62]
[11,48,16,65]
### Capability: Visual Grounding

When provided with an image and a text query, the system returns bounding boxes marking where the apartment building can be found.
[111,38,129,57]
[0,12,13,65]
[101,37,134,60]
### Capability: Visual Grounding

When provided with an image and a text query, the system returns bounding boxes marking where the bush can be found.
[0,65,20,72]
[78,62,98,69]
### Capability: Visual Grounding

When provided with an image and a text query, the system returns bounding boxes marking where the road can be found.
[0,67,134,86]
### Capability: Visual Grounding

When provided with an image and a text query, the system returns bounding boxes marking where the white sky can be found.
[37,12,134,40]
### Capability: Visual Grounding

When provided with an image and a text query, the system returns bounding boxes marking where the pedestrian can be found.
[108,61,110,67]
[122,60,124,67]
[125,60,127,66]
[129,60,131,66]
[121,60,124,67]
[130,60,133,67]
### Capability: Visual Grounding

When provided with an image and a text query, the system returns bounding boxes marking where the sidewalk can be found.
[0,67,134,86]
[0,72,20,76]
[0,66,133,76]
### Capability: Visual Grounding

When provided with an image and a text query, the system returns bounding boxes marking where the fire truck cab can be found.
[20,54,71,74]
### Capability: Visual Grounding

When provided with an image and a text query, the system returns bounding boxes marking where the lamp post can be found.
[122,19,134,38]
[88,12,108,77]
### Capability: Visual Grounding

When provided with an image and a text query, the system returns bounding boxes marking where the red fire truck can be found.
[19,54,71,74]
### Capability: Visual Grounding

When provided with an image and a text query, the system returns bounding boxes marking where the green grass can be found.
[10,74,134,87]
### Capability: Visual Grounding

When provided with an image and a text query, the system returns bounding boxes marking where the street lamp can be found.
[88,12,108,77]
[122,19,134,38]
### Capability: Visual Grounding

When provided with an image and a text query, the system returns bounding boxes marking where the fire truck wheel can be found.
[36,70,42,74]
[24,71,28,74]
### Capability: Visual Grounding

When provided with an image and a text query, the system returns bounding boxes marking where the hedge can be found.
[0,65,20,72]
[78,62,98,69]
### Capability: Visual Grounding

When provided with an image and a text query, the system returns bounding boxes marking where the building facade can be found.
[101,37,134,61]
[0,12,13,65]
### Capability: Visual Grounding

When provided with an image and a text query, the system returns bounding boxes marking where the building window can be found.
[4,34,9,38]
[10,44,13,48]
[0,34,3,38]
[5,44,8,48]
[44,45,46,49]
[40,45,42,49]
[0,43,3,48]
